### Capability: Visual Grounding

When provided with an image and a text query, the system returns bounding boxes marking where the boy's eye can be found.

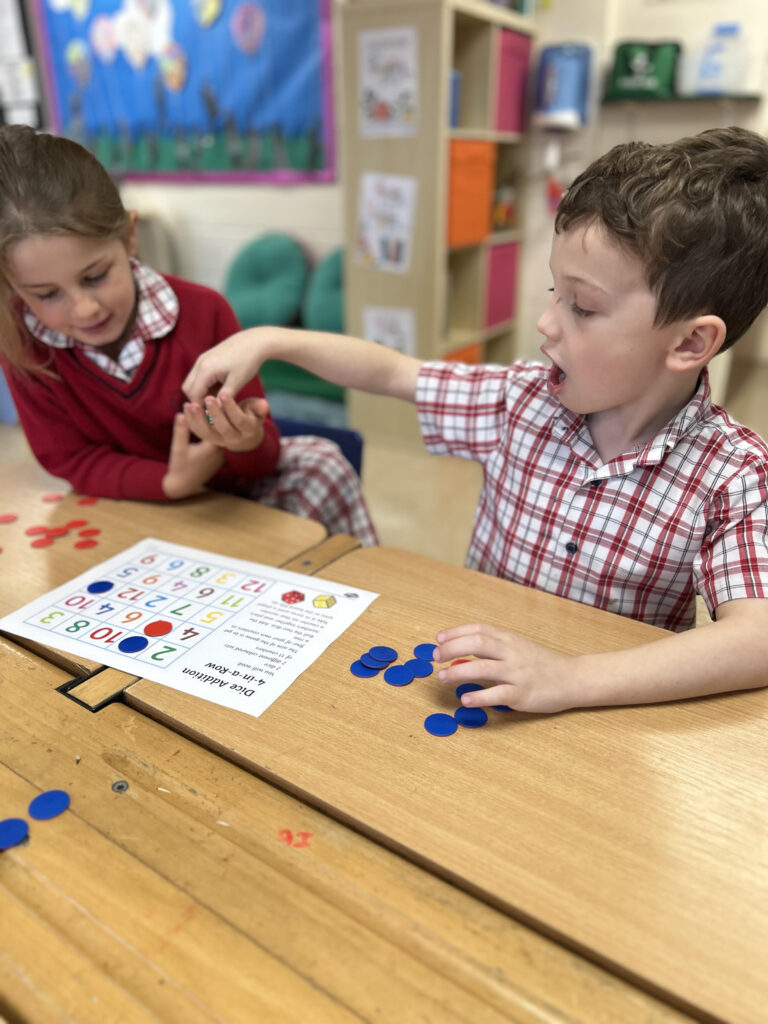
[570,301,593,318]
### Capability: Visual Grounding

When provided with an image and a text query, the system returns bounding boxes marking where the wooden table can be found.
[121,546,768,1024]
[0,461,327,611]
[0,636,689,1023]
[0,461,327,673]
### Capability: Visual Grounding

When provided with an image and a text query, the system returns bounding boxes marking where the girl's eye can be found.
[35,290,58,301]
[84,270,108,285]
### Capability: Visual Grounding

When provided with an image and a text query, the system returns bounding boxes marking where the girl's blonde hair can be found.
[0,124,130,372]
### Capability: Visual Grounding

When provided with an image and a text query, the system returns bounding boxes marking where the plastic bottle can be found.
[679,23,747,96]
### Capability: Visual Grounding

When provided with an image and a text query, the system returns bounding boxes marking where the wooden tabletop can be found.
[123,545,768,1024]
[0,461,326,672]
[0,636,690,1023]
[0,461,326,616]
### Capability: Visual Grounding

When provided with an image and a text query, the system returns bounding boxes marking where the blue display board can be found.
[31,0,334,180]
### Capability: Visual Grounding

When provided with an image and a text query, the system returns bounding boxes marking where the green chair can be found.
[223,237,346,419]
[302,248,344,333]
[224,233,310,328]
[267,246,346,405]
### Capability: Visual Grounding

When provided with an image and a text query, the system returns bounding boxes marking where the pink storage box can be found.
[495,30,532,134]
[485,242,518,327]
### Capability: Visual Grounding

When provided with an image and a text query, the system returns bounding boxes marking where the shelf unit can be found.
[602,93,762,105]
[338,0,534,440]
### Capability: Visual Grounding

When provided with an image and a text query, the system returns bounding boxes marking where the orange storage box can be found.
[444,342,483,364]
[447,140,496,248]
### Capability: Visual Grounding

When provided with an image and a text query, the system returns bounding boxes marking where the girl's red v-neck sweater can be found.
[2,274,280,501]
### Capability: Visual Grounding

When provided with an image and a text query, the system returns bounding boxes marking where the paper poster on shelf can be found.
[358,25,418,138]
[362,307,416,357]
[355,172,417,274]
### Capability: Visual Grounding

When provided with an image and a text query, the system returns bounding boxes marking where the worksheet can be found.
[0,538,378,717]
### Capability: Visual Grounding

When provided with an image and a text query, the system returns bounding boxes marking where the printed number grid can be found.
[26,548,273,667]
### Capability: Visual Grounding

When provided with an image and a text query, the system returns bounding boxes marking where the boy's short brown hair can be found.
[555,126,768,350]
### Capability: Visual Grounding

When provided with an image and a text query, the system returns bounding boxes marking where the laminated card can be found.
[0,538,378,718]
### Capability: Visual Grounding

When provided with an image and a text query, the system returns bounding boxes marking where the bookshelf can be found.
[337,0,534,441]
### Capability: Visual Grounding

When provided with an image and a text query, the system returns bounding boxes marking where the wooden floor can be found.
[2,359,767,571]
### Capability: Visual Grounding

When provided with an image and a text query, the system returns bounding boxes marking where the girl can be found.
[0,125,377,543]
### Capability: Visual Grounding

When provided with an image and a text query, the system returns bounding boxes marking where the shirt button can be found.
[591,480,601,487]
[565,541,578,555]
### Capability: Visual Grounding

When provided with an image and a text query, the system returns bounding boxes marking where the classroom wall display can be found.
[362,306,416,356]
[29,0,335,181]
[357,24,418,138]
[355,171,418,274]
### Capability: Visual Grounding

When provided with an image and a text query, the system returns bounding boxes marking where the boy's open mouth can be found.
[547,360,566,396]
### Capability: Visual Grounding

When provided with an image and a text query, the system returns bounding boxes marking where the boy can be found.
[183,127,768,714]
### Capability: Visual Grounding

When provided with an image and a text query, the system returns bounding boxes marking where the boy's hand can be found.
[182,392,270,453]
[162,413,226,499]
[435,623,577,714]
[183,329,271,403]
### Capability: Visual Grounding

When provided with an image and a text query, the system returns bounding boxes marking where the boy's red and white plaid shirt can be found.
[417,360,768,632]
[23,259,178,381]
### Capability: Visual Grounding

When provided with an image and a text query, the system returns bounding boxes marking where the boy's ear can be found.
[125,210,139,258]
[666,315,726,371]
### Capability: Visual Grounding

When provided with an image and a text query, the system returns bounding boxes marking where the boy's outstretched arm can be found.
[434,598,768,713]
[183,326,422,405]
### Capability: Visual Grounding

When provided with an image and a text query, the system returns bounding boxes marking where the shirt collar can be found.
[22,258,179,349]
[634,368,711,467]
[551,367,712,471]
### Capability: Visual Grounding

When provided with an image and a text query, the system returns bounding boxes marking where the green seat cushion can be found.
[301,248,344,332]
[224,233,310,327]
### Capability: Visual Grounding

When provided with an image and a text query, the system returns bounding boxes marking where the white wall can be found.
[120,179,344,289]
